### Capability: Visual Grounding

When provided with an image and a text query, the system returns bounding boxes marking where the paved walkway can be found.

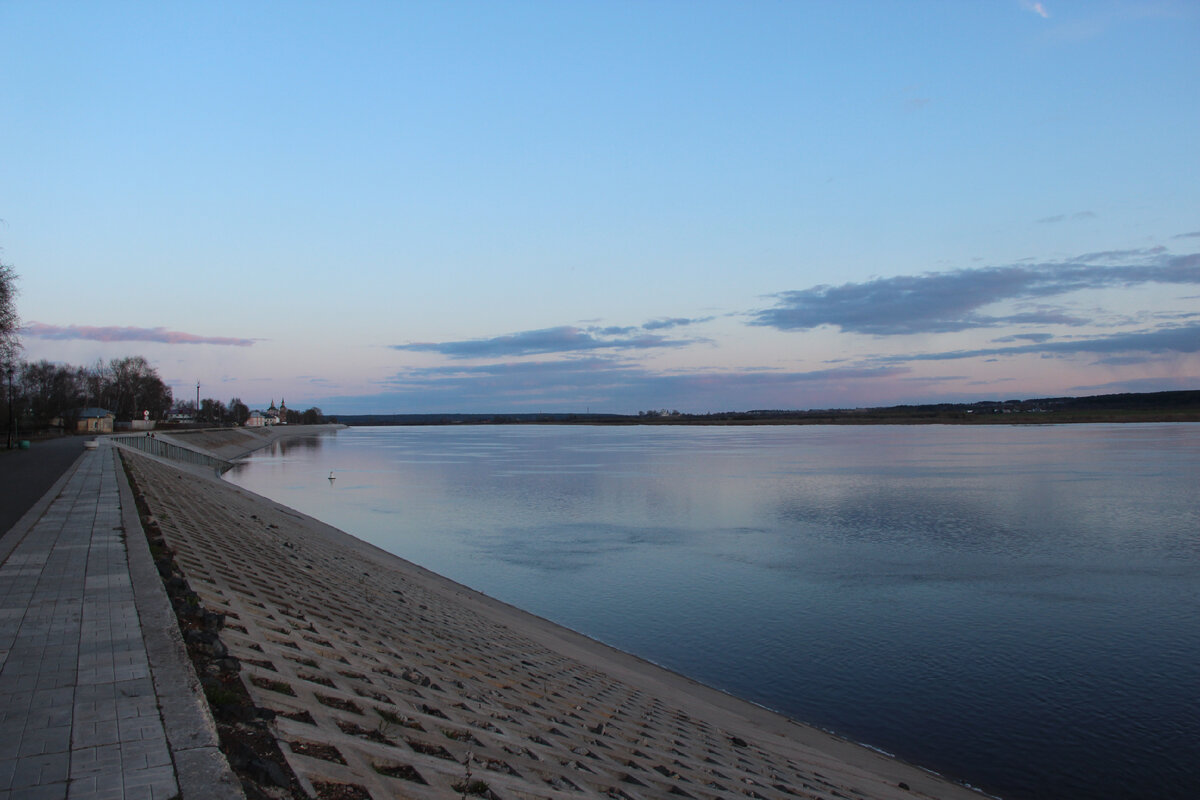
[0,443,240,800]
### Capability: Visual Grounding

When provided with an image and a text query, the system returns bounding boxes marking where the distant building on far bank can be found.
[246,398,289,427]
[262,399,287,425]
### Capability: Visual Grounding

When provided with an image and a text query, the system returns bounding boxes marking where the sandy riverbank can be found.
[120,433,991,800]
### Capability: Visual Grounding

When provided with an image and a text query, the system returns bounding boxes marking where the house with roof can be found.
[76,408,116,434]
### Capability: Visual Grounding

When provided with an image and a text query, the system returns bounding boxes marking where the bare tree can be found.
[20,360,86,429]
[2,262,19,447]
[0,262,18,367]
[228,397,250,426]
[92,356,173,420]
[199,397,227,425]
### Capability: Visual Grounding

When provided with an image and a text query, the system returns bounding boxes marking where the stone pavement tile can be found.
[71,678,114,697]
[68,744,122,776]
[30,688,74,710]
[120,740,173,772]
[120,764,177,800]
[73,668,113,686]
[34,673,76,692]
[1,781,68,800]
[37,644,77,662]
[70,693,118,718]
[22,708,73,734]
[111,646,149,667]
[65,769,123,800]
[9,751,69,789]
[111,663,150,683]
[0,690,33,715]
[69,719,119,749]
[116,716,167,746]
[2,674,38,693]
[77,643,114,660]
[113,699,158,724]
[17,725,71,758]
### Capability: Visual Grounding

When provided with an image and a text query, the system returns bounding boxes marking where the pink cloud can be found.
[22,322,256,347]
[1021,1,1050,19]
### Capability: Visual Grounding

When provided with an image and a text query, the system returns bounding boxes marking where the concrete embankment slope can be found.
[117,429,991,800]
[147,424,346,463]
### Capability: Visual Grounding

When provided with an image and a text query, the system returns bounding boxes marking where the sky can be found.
[2,0,1198,415]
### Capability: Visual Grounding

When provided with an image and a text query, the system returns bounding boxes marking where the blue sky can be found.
[2,1,1197,414]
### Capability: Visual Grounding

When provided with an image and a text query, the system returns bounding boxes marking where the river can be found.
[224,423,1200,800]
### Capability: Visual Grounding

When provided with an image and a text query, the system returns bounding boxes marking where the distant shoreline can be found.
[333,388,1200,427]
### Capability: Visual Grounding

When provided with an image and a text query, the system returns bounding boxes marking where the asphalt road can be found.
[0,436,90,540]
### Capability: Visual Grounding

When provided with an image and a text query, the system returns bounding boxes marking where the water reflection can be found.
[226,423,1200,800]
[473,522,688,571]
[257,432,332,457]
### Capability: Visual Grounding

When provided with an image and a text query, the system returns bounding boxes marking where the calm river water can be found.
[224,424,1200,800]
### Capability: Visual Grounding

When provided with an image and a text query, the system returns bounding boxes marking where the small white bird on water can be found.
[328,470,336,482]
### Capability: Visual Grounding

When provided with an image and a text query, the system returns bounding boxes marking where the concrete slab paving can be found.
[0,442,241,800]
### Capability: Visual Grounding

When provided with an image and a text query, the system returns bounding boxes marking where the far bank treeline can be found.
[337,390,1200,427]
[4,357,329,431]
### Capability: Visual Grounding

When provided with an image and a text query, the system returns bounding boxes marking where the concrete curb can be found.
[113,444,246,800]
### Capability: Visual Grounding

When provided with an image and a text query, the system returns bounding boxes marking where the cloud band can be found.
[23,322,256,347]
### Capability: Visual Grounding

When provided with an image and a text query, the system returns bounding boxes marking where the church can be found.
[246,398,288,427]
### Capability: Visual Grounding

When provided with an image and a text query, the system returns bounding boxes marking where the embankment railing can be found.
[107,433,234,472]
